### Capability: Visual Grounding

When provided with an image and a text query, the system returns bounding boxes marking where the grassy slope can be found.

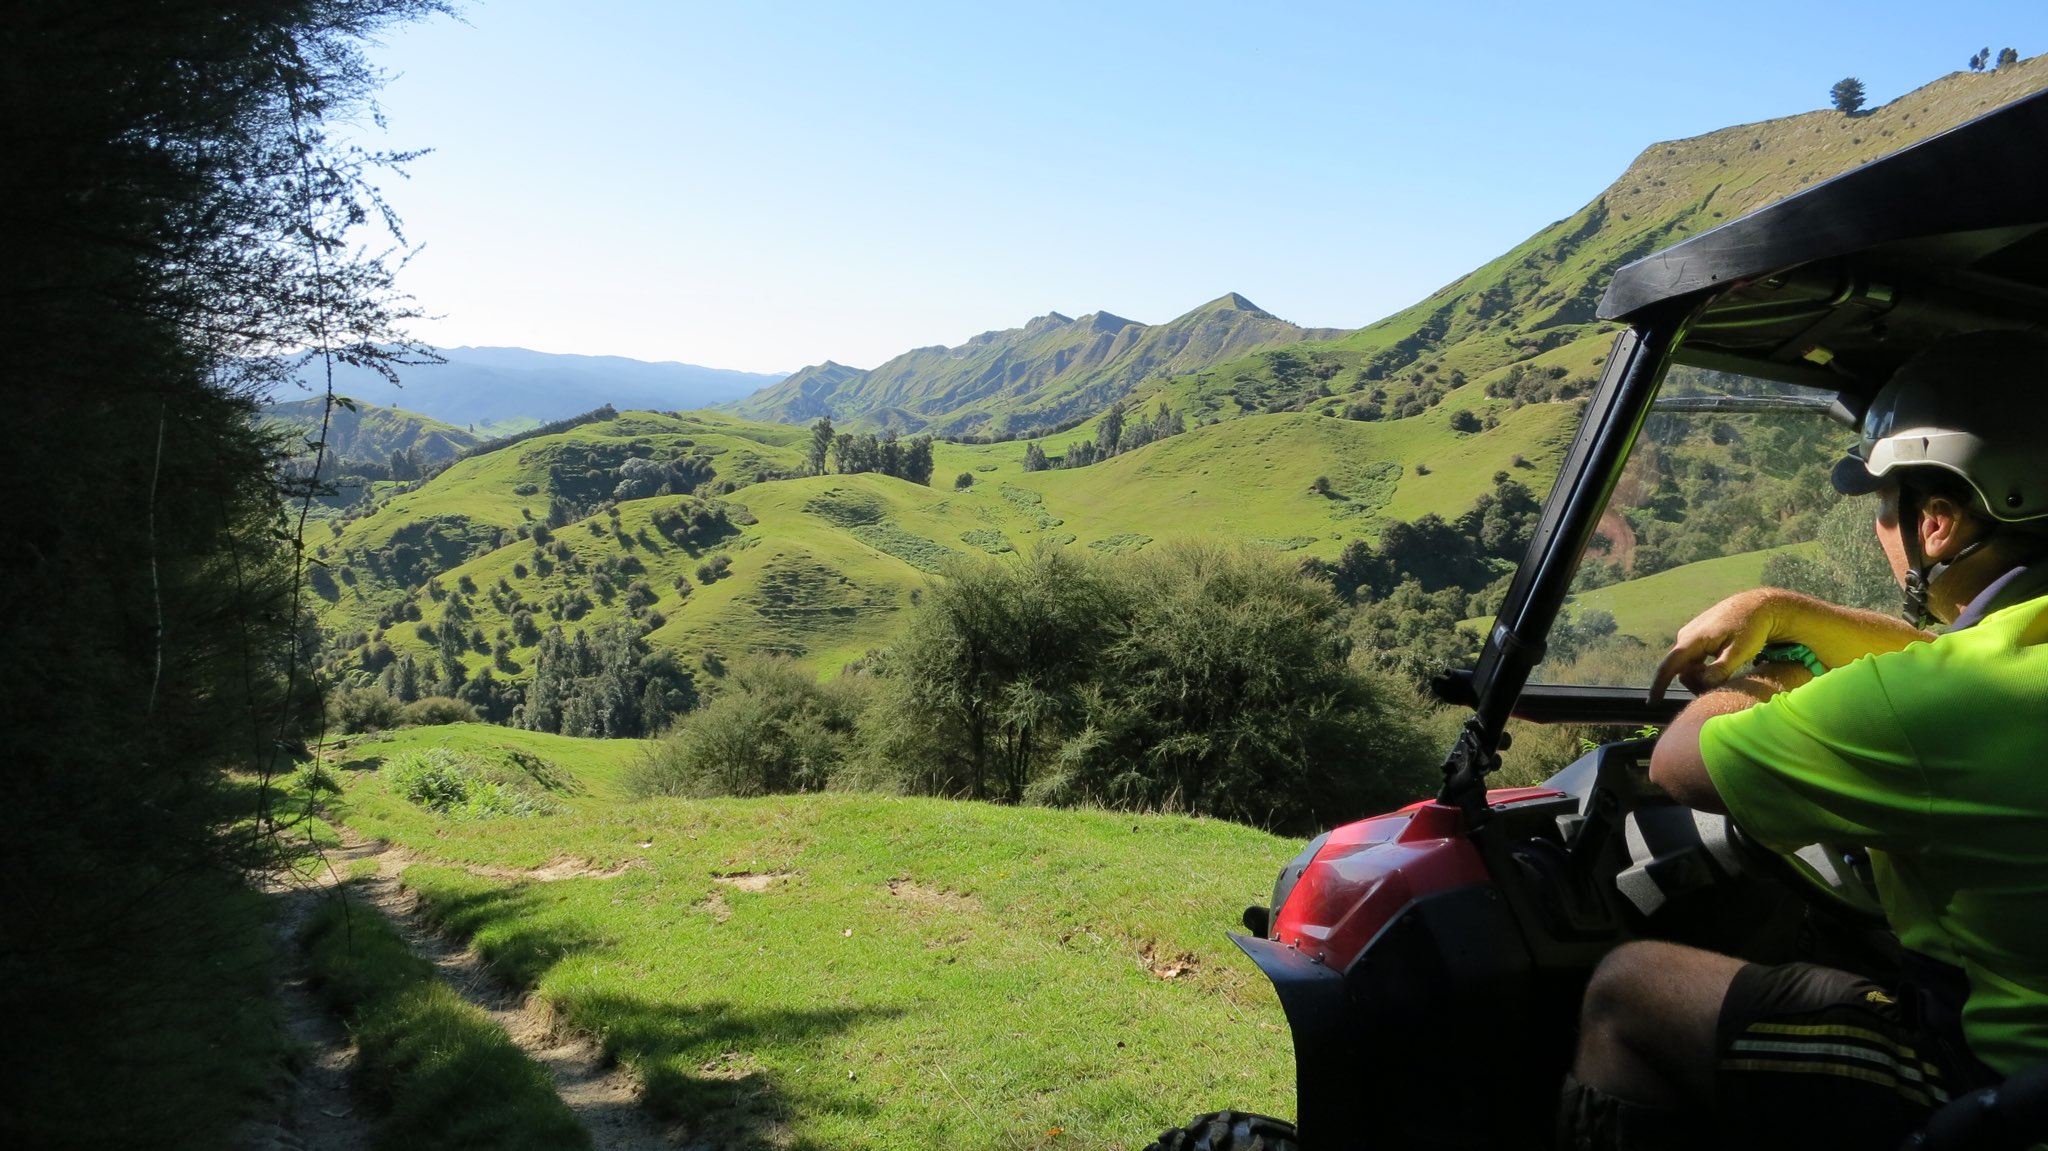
[332,726,1299,1149]
[326,398,1580,679]
[318,411,809,639]
[1569,544,1809,646]
[1125,60,2048,444]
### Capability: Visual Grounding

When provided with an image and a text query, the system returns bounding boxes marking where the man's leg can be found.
[1561,940,1746,1150]
[1575,939,1747,1105]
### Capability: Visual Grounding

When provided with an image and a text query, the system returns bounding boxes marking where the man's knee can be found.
[1573,941,1746,1106]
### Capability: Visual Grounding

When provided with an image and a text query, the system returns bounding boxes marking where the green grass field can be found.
[1570,544,1808,646]
[330,725,1299,1149]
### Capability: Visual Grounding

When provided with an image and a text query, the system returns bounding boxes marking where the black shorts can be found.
[1715,962,1990,1148]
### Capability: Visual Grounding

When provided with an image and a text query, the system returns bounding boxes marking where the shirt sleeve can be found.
[1698,653,1933,853]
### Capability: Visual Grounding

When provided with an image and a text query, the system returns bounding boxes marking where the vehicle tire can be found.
[1144,1109,1300,1151]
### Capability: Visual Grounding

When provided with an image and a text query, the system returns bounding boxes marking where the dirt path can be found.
[243,836,679,1151]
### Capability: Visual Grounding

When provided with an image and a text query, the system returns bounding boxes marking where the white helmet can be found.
[1831,329,2048,522]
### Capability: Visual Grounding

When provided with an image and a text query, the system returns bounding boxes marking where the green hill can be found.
[315,395,1579,690]
[313,63,2048,717]
[732,293,1346,437]
[1165,58,2048,423]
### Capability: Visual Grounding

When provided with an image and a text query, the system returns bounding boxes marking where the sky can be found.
[356,1,2043,376]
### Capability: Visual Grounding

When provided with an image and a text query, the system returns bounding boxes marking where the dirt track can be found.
[240,836,679,1151]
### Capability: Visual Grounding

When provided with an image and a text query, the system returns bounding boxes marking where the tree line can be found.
[806,418,937,483]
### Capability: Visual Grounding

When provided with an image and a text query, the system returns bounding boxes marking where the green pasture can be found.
[330,726,1299,1149]
[331,397,1582,682]
[1569,544,1807,647]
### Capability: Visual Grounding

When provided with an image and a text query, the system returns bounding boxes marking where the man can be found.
[1560,330,2048,1149]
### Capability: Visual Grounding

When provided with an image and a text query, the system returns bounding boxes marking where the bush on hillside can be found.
[332,686,403,734]
[859,544,1440,832]
[382,748,562,820]
[399,696,479,727]
[625,657,869,798]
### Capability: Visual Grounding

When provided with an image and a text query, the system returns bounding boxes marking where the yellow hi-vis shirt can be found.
[1701,590,2048,1076]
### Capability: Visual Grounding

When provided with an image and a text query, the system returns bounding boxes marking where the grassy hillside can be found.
[316,395,1580,685]
[314,409,810,640]
[329,725,1299,1149]
[1160,59,2048,428]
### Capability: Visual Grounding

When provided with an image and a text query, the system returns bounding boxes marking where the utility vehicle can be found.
[1146,88,2048,1151]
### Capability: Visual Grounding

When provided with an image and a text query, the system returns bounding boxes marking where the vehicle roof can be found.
[1599,87,2048,399]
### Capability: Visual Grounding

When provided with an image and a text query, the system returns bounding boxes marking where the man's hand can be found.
[1649,589,1780,702]
[1648,588,1929,704]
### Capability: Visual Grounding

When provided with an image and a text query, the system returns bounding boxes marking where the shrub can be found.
[626,657,867,798]
[331,685,402,733]
[954,472,975,490]
[381,748,560,819]
[398,696,479,727]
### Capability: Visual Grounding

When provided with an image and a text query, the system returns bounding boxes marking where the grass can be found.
[1569,544,1807,645]
[301,886,589,1151]
[328,731,1302,1150]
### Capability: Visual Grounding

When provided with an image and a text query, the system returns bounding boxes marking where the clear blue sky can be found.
[359,1,2042,375]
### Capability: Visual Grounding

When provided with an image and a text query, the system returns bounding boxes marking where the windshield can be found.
[1530,363,1895,688]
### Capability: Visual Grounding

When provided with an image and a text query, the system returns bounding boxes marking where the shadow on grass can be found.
[570,994,901,1151]
[407,879,607,989]
[410,875,898,1149]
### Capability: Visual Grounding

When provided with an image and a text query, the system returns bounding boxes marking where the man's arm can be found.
[1647,587,1927,703]
[1647,665,1810,811]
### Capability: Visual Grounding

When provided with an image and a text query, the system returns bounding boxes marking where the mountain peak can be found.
[1196,292,1270,318]
[1080,311,1137,334]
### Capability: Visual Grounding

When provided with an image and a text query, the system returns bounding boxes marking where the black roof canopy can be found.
[1599,87,2048,397]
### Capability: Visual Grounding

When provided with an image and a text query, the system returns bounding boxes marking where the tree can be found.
[1998,47,2020,68]
[1022,442,1050,472]
[1971,49,1988,72]
[0,0,445,1139]
[1095,402,1126,458]
[808,417,834,475]
[1830,76,1867,114]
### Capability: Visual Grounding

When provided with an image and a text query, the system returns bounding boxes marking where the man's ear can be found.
[1919,495,1980,559]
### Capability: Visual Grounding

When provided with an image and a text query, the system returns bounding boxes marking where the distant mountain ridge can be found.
[265,397,479,466]
[284,345,786,427]
[731,293,1347,436]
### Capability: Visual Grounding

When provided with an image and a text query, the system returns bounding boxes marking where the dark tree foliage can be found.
[0,2,443,1142]
[832,429,936,484]
[519,621,696,738]
[1053,400,1186,469]
[808,416,835,476]
[866,545,1437,832]
[1830,76,1867,114]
